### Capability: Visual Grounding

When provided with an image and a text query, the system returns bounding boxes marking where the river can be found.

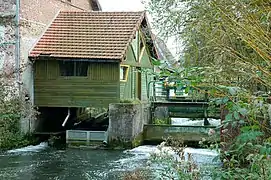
[0,143,220,180]
[0,118,221,179]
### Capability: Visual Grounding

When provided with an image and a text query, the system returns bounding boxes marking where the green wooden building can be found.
[29,11,157,111]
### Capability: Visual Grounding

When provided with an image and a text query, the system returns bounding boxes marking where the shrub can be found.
[0,77,38,150]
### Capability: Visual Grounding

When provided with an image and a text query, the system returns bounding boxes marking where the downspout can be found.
[62,108,70,127]
[30,60,34,105]
[15,0,20,91]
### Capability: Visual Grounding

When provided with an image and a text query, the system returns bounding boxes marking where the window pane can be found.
[120,66,128,81]
[59,61,74,76]
[120,67,124,80]
[76,61,88,76]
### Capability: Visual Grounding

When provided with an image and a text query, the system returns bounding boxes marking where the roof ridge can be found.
[59,10,145,13]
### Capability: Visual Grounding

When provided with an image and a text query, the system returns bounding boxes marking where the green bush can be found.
[0,78,38,150]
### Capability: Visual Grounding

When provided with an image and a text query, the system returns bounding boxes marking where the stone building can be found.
[0,0,16,76]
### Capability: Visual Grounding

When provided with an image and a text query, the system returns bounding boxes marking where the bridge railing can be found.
[147,80,208,102]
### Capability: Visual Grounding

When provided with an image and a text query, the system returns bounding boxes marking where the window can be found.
[59,61,88,77]
[120,65,129,82]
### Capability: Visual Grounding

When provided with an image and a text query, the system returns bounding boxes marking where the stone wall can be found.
[108,103,151,147]
[0,0,16,74]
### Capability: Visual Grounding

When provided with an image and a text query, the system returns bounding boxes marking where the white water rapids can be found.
[4,118,221,179]
[7,142,48,153]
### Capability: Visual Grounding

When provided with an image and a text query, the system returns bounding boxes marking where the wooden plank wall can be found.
[34,60,120,107]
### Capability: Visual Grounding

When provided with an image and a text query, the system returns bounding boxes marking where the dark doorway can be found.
[36,107,77,133]
[136,68,142,100]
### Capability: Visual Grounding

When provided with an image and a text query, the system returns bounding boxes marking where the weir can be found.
[143,124,219,144]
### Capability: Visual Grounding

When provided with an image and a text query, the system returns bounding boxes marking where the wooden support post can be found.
[204,90,210,126]
[204,109,210,126]
[166,89,170,100]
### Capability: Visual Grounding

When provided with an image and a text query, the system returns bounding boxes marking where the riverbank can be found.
[0,133,40,152]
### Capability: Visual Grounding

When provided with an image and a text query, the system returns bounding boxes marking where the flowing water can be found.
[0,143,220,180]
[0,118,221,180]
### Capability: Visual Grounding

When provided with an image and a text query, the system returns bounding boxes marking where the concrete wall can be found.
[143,124,219,143]
[108,103,150,146]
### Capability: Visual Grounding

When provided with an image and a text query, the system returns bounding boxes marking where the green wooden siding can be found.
[34,60,120,107]
[119,29,154,101]
[139,48,153,68]
[141,70,148,101]
[120,67,133,99]
[123,43,152,68]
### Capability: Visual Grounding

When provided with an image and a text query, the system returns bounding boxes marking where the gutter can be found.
[15,0,20,90]
[30,61,34,105]
[62,108,71,127]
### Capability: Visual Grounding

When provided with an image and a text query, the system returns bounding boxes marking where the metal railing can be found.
[66,130,108,144]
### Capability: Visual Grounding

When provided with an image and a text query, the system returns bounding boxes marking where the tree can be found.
[147,0,271,92]
[147,0,271,178]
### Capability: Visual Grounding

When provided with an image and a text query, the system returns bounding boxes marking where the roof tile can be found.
[29,11,145,60]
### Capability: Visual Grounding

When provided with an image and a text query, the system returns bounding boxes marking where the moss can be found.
[108,138,133,149]
[132,132,144,148]
[108,134,144,149]
[153,118,171,125]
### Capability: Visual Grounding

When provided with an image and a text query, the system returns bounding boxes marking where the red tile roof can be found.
[29,11,146,60]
